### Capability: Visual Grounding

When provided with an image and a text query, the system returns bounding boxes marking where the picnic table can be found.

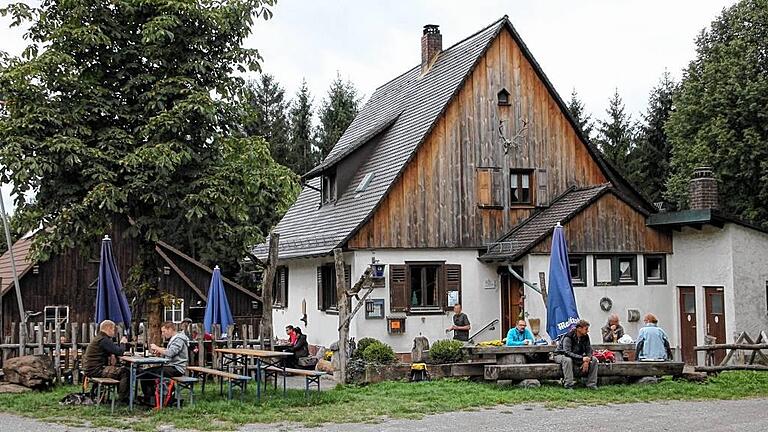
[120,355,170,411]
[463,343,635,365]
[214,348,293,401]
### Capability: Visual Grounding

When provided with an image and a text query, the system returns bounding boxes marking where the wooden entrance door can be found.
[501,273,523,339]
[705,286,727,365]
[678,286,697,364]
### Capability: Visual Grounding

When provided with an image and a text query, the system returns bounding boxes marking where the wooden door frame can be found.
[500,266,524,339]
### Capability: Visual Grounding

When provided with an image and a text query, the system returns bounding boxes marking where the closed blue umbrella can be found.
[546,223,580,340]
[95,235,132,330]
[204,266,234,337]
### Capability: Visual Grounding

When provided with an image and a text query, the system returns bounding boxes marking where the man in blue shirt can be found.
[506,320,535,346]
[636,313,672,360]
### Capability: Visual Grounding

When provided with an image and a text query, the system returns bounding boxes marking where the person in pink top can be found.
[286,325,298,345]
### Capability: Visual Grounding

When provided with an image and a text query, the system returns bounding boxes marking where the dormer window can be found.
[322,172,337,204]
[497,88,511,106]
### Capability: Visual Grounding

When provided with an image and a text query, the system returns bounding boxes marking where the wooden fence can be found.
[0,321,264,385]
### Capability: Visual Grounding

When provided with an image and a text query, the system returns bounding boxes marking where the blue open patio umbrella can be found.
[95,235,132,330]
[204,266,234,337]
[546,223,580,341]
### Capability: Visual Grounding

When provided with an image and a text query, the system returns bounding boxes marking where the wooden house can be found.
[0,222,261,336]
[261,17,768,364]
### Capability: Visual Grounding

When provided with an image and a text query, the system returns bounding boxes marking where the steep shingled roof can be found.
[481,185,611,261]
[0,236,35,295]
[256,17,653,260]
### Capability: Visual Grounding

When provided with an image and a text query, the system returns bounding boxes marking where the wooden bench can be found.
[484,361,685,381]
[263,366,327,397]
[171,376,199,408]
[89,377,120,414]
[187,366,251,401]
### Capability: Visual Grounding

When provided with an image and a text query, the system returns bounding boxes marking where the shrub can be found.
[429,339,465,364]
[353,337,381,359]
[361,341,397,364]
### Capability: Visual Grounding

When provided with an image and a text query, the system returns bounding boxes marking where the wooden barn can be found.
[0,222,262,336]
[256,16,768,364]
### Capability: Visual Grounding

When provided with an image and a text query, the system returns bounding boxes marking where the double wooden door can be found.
[678,286,727,365]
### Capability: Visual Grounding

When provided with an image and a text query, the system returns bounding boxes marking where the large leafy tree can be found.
[287,79,318,175]
[633,71,678,204]
[566,89,594,140]
[317,74,360,158]
[595,89,636,180]
[0,0,298,308]
[666,0,768,226]
[244,73,291,168]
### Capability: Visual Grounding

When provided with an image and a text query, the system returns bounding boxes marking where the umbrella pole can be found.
[0,191,27,354]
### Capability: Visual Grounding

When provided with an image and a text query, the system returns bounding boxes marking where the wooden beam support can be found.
[154,246,207,300]
[334,248,348,384]
[259,233,279,346]
[485,361,684,381]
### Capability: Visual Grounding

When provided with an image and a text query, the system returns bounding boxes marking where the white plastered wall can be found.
[729,224,768,338]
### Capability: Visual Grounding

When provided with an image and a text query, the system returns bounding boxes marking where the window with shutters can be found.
[317,263,351,312]
[272,266,289,308]
[510,169,534,205]
[476,167,503,208]
[389,263,462,314]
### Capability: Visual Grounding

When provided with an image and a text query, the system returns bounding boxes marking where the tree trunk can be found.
[334,248,348,384]
[147,297,163,346]
[259,233,279,347]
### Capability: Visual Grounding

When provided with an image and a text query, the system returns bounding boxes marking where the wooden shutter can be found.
[316,266,324,310]
[477,168,503,208]
[444,264,462,311]
[389,265,408,312]
[273,266,288,308]
[280,267,289,308]
[536,168,549,206]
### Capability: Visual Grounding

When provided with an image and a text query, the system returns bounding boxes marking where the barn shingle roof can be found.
[0,236,35,295]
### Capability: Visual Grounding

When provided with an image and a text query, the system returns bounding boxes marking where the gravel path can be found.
[1,398,766,431]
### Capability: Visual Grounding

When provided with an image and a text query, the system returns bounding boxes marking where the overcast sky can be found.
[0,0,737,212]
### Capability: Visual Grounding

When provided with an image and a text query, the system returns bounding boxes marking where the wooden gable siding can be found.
[530,193,673,255]
[349,29,607,249]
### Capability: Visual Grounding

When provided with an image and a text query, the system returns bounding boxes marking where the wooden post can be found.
[71,323,79,385]
[36,322,44,355]
[334,248,348,384]
[55,321,62,384]
[538,272,548,309]
[259,233,279,347]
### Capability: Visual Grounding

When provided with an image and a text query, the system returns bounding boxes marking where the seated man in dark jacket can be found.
[82,320,130,401]
[286,326,310,368]
[555,319,598,389]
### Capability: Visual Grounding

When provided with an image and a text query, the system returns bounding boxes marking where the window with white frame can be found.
[594,255,637,286]
[164,297,185,323]
[44,306,69,331]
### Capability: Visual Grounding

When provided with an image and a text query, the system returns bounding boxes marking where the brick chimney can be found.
[689,166,719,210]
[421,24,442,73]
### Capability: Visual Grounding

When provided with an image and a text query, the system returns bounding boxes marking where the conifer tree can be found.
[567,89,594,140]
[288,79,318,175]
[317,74,360,158]
[595,89,636,179]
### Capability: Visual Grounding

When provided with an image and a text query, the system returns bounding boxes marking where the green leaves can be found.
[0,0,296,287]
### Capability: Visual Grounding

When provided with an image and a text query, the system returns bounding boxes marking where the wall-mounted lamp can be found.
[163,266,171,275]
[32,265,40,275]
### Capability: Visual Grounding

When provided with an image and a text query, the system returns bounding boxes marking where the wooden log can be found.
[259,233,279,347]
[450,361,491,377]
[334,248,348,384]
[71,323,79,385]
[694,343,768,351]
[694,365,768,373]
[497,353,527,365]
[464,345,555,355]
[485,361,685,381]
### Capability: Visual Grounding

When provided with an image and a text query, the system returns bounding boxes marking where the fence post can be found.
[54,322,62,384]
[71,323,79,386]
[36,322,44,355]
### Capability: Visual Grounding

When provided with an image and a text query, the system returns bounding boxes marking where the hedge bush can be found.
[429,339,465,363]
[361,341,397,364]
[353,337,381,359]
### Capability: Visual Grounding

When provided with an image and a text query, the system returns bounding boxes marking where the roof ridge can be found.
[373,16,509,92]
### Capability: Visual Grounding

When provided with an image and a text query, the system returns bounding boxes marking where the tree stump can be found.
[412,336,430,363]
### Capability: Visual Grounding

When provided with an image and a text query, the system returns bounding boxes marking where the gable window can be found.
[594,255,637,286]
[164,297,184,323]
[644,255,667,284]
[510,169,533,205]
[389,263,462,314]
[44,306,69,331]
[317,263,351,312]
[569,256,587,287]
[272,266,289,308]
[321,173,337,204]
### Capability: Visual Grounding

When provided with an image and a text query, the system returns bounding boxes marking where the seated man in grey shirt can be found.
[141,321,190,404]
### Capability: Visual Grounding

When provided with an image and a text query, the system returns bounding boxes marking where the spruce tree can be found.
[595,89,636,179]
[633,71,678,204]
[317,74,360,158]
[567,89,594,140]
[288,79,318,175]
[245,73,291,167]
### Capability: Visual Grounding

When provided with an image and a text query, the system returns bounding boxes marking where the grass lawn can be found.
[0,371,767,431]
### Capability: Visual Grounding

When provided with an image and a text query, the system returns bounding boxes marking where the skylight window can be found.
[355,173,375,195]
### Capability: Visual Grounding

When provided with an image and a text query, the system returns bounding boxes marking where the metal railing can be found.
[468,318,499,344]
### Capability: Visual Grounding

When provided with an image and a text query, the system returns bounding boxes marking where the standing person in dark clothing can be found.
[286,326,309,368]
[82,320,130,401]
[447,304,471,342]
[555,319,598,389]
